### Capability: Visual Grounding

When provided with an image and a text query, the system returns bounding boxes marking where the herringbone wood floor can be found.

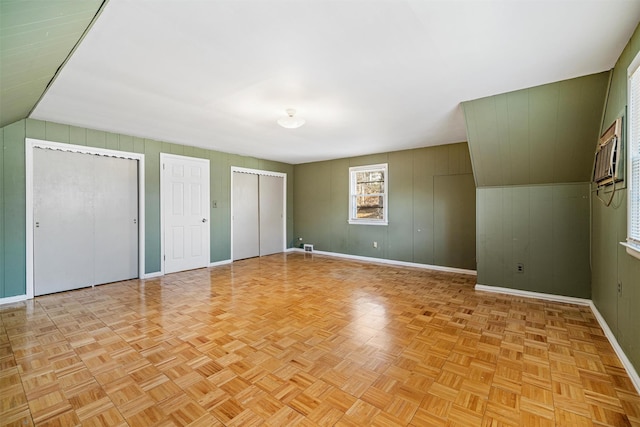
[1,253,639,426]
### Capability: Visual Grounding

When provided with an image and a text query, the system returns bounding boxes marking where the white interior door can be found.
[162,154,210,274]
[94,156,139,284]
[33,149,138,296]
[232,172,260,260]
[34,149,94,295]
[259,175,284,256]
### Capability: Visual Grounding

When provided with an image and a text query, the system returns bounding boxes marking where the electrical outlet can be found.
[516,263,524,273]
[212,200,217,208]
[373,241,378,248]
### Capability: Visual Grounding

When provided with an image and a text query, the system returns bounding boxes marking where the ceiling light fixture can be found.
[277,108,305,129]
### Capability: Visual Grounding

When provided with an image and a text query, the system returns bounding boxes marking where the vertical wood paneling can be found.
[477,184,590,298]
[412,148,435,264]
[464,72,609,187]
[0,127,4,297]
[105,132,119,151]
[87,129,106,148]
[434,174,476,270]
[119,135,134,153]
[528,83,558,184]
[70,125,87,145]
[388,150,414,262]
[144,139,162,273]
[25,118,45,139]
[3,121,27,297]
[329,159,349,254]
[591,23,640,374]
[506,90,531,185]
[294,143,475,270]
[45,121,70,143]
[529,186,554,294]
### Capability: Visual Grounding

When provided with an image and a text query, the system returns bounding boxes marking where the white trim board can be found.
[475,283,640,395]
[25,139,146,299]
[288,247,477,276]
[209,259,232,267]
[0,294,28,306]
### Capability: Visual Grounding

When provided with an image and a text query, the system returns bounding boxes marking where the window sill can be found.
[348,219,388,226]
[620,242,640,261]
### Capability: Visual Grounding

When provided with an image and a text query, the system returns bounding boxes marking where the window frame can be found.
[625,51,640,260]
[348,163,388,226]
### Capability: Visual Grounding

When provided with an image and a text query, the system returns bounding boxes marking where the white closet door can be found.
[34,149,95,295]
[163,155,210,274]
[259,175,284,256]
[33,149,139,296]
[94,156,138,283]
[232,172,260,260]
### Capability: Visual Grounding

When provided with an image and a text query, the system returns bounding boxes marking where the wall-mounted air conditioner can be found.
[593,117,624,186]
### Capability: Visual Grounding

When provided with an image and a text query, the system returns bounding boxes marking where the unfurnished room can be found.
[1,1,640,425]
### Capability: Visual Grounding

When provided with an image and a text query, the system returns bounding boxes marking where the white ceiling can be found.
[31,0,640,164]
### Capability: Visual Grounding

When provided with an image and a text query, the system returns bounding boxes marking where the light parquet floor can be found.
[1,253,639,426]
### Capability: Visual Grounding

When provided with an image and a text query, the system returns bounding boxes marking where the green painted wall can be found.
[465,72,612,300]
[463,72,609,187]
[293,143,476,270]
[0,119,294,298]
[477,184,591,298]
[0,1,104,128]
[592,23,640,372]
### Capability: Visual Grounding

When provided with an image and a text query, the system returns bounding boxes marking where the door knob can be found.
[202,218,208,223]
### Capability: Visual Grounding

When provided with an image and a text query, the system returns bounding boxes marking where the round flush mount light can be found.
[277,108,306,129]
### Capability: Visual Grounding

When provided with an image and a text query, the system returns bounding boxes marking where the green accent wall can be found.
[465,72,611,300]
[463,72,609,187]
[477,184,590,298]
[0,119,294,298]
[0,1,104,128]
[293,143,476,270]
[592,23,640,372]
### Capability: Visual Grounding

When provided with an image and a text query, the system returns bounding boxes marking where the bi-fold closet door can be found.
[232,171,284,260]
[33,148,138,296]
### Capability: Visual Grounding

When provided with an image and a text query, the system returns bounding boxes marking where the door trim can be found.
[160,153,211,275]
[26,138,146,299]
[230,167,287,261]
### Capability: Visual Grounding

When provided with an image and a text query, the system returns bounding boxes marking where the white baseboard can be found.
[474,284,591,306]
[0,294,28,306]
[209,259,232,267]
[289,247,477,276]
[589,301,640,395]
[141,271,163,279]
[475,283,640,395]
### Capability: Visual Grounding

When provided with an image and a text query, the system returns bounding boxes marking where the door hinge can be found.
[163,163,165,170]
[163,255,166,261]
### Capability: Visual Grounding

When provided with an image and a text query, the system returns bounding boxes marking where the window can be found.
[627,51,640,259]
[349,164,388,225]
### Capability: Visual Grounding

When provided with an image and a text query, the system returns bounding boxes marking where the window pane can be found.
[631,63,640,244]
[356,182,383,194]
[356,195,383,219]
[349,164,387,224]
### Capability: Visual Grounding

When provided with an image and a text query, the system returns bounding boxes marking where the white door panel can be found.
[232,172,260,260]
[34,149,138,296]
[259,175,284,256]
[163,155,210,274]
[94,156,138,284]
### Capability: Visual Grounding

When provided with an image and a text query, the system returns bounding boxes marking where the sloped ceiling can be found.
[0,0,104,128]
[3,1,640,164]
[463,72,610,187]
